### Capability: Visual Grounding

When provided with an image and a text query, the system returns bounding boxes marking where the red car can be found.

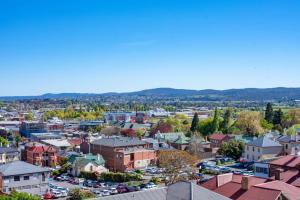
[43,192,54,199]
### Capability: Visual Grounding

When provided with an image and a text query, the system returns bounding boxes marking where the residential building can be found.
[22,143,57,167]
[80,136,156,172]
[20,121,48,138]
[0,161,50,195]
[200,173,300,200]
[276,133,300,155]
[0,147,19,164]
[209,133,232,148]
[40,139,71,152]
[154,132,190,150]
[243,136,282,162]
[71,153,108,176]
[79,121,105,131]
[30,132,62,142]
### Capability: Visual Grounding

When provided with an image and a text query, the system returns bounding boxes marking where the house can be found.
[79,121,105,131]
[71,153,108,177]
[209,133,231,148]
[0,147,19,164]
[276,133,300,155]
[243,136,282,162]
[0,161,50,195]
[20,121,48,138]
[22,143,57,167]
[80,136,156,172]
[99,181,230,200]
[30,132,63,142]
[200,173,300,200]
[154,132,190,150]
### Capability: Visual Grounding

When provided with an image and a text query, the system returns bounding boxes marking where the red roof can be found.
[270,155,300,168]
[236,186,281,200]
[200,174,282,200]
[255,181,300,200]
[68,138,82,146]
[28,145,48,153]
[209,133,229,141]
[270,169,300,188]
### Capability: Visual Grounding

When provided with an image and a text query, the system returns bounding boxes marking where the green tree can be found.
[264,103,273,123]
[197,118,214,140]
[217,140,245,160]
[190,113,199,132]
[14,135,21,148]
[273,109,284,131]
[25,112,33,121]
[0,136,8,147]
[235,111,264,136]
[211,108,220,133]
[220,109,232,134]
[68,188,95,200]
[0,191,40,200]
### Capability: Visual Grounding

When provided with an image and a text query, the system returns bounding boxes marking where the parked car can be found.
[43,192,54,199]
[109,187,118,195]
[117,185,128,193]
[101,190,111,196]
[52,191,62,198]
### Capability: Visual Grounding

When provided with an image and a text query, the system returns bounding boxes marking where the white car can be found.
[101,190,111,196]
[109,187,118,194]
[52,191,62,198]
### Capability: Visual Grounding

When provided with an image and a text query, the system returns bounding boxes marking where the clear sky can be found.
[0,0,299,96]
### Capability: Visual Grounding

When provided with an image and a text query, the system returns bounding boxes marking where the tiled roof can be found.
[255,181,300,200]
[0,161,50,176]
[270,169,300,187]
[247,136,282,147]
[270,155,300,168]
[236,186,281,200]
[91,136,146,147]
[209,133,229,141]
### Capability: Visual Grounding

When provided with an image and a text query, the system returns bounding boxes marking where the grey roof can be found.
[91,136,146,147]
[97,182,230,200]
[167,182,231,200]
[0,147,19,154]
[98,187,167,200]
[0,161,50,176]
[277,135,293,143]
[247,136,282,147]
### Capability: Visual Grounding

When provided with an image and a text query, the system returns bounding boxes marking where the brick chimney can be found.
[274,168,283,180]
[241,176,252,190]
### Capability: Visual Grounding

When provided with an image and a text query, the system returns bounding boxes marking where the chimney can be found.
[217,173,233,187]
[274,168,283,180]
[241,176,252,190]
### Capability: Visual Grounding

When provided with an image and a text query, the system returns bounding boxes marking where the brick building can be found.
[80,136,156,172]
[209,133,232,148]
[22,143,57,167]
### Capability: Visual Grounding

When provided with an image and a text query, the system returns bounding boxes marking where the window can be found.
[252,147,255,152]
[42,174,46,182]
[23,176,30,180]
[247,146,249,151]
[255,167,268,174]
[286,144,288,149]
[258,148,260,153]
[130,153,134,161]
[90,165,93,172]
[14,176,20,181]
[247,154,249,159]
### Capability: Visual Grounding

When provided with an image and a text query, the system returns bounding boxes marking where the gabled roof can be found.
[270,155,300,168]
[0,161,50,176]
[209,133,230,141]
[255,181,300,200]
[247,136,282,147]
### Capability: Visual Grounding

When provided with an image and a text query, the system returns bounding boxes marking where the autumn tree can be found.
[158,150,198,184]
[150,122,173,137]
[121,128,136,137]
[235,111,264,136]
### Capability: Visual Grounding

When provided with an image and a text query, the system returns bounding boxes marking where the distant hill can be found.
[1,87,300,101]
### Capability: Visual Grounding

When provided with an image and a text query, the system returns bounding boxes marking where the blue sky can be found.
[0,0,299,96]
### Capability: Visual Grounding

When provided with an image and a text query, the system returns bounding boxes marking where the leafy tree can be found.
[0,136,8,147]
[217,140,245,160]
[211,108,220,133]
[25,112,33,121]
[273,109,284,131]
[235,111,264,136]
[121,128,136,137]
[135,129,145,138]
[0,191,40,200]
[197,118,214,140]
[158,150,198,184]
[14,135,21,147]
[190,113,199,132]
[68,188,95,200]
[220,109,232,134]
[261,119,273,130]
[264,103,273,123]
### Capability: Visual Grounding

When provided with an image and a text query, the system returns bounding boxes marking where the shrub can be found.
[100,172,142,182]
[150,177,161,185]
